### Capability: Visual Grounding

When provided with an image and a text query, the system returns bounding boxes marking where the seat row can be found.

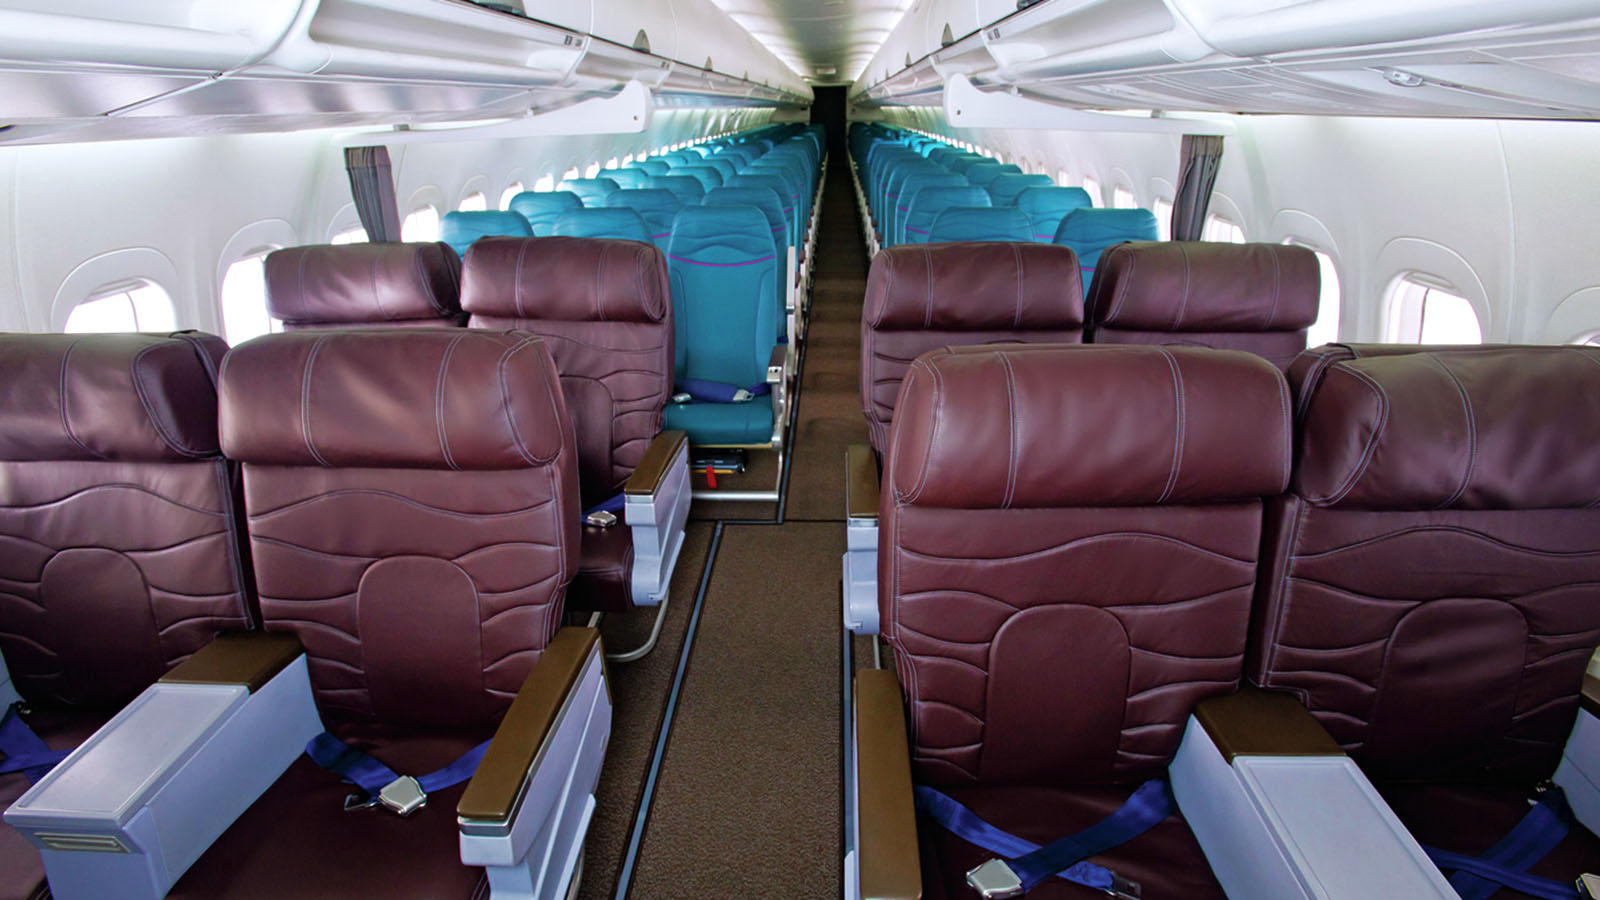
[0,322,640,899]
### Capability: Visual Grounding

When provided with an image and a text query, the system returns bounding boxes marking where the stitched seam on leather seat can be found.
[436,332,467,471]
[212,458,252,625]
[1263,498,1308,680]
[301,336,333,467]
[1431,354,1476,509]
[999,352,1018,509]
[58,339,109,461]
[131,343,207,458]
[1263,246,1284,330]
[1158,347,1185,504]
[1102,245,1135,324]
[369,251,394,321]
[1319,365,1390,506]
[1275,366,1293,492]
[497,336,547,466]
[901,359,942,505]
[1010,243,1024,330]
[1173,243,1192,331]
[414,245,442,316]
[513,241,530,319]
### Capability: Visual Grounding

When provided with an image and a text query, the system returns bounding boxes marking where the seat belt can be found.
[583,492,625,528]
[304,732,490,817]
[1423,784,1582,900]
[0,703,72,783]
[914,778,1173,900]
[673,378,771,404]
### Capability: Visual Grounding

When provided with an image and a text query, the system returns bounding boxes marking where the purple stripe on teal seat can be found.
[666,254,777,267]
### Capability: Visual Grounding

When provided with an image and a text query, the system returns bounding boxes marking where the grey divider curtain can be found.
[1171,135,1224,242]
[344,146,401,243]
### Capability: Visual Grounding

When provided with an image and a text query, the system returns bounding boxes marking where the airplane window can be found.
[584,162,601,178]
[623,153,635,165]
[1152,199,1173,241]
[499,182,523,209]
[1577,332,1600,346]
[604,158,619,169]
[220,251,282,345]
[1057,169,1071,186]
[64,281,176,334]
[533,174,555,192]
[1285,240,1343,347]
[1080,177,1103,207]
[458,192,487,212]
[1386,276,1483,344]
[1203,215,1246,243]
[330,227,368,245]
[561,167,581,182]
[1112,186,1136,209]
[401,206,441,242]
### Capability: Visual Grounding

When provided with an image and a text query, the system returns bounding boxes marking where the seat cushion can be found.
[1381,782,1600,899]
[1,707,111,900]
[170,721,494,900]
[569,521,635,613]
[662,396,774,447]
[917,783,1225,900]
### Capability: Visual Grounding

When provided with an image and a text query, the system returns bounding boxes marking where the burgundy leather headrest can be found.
[864,243,1084,331]
[0,332,224,462]
[264,243,462,326]
[888,344,1291,508]
[219,329,570,470]
[459,236,668,324]
[1295,346,1600,510]
[1089,242,1319,331]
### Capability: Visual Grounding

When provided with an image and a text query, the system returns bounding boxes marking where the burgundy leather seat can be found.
[1084,242,1320,370]
[263,242,465,330]
[881,343,1292,899]
[1252,343,1600,895]
[173,329,580,899]
[860,242,1085,461]
[0,332,255,900]
[460,236,673,613]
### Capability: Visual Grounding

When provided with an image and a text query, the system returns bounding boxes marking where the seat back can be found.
[727,173,799,241]
[219,330,580,727]
[607,168,649,190]
[926,207,1033,244]
[1053,208,1160,295]
[891,173,966,246]
[963,162,1022,188]
[644,175,705,206]
[1016,186,1093,243]
[509,191,584,235]
[461,237,672,505]
[0,333,254,710]
[902,186,992,244]
[635,159,672,177]
[665,206,779,390]
[882,344,1291,786]
[551,208,652,244]
[557,177,620,206]
[703,186,790,252]
[702,158,738,183]
[860,243,1085,460]
[1252,344,1600,783]
[985,173,1054,207]
[264,243,464,329]
[439,210,533,259]
[1086,242,1320,370]
[673,166,724,192]
[606,189,683,251]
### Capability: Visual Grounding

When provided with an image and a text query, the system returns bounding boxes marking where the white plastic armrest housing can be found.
[842,445,881,635]
[458,641,611,900]
[0,648,19,709]
[1170,716,1459,900]
[1554,700,1600,835]
[3,657,322,900]
[625,436,691,608]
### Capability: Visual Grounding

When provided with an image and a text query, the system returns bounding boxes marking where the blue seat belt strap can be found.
[915,778,1173,895]
[583,493,626,520]
[0,703,72,783]
[674,378,771,404]
[1424,785,1580,900]
[305,731,490,816]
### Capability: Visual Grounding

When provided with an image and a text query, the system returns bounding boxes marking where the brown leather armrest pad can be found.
[160,632,303,693]
[1193,686,1344,763]
[458,627,601,823]
[769,345,786,379]
[847,444,881,521]
[856,668,922,900]
[1582,673,1600,719]
[624,430,687,497]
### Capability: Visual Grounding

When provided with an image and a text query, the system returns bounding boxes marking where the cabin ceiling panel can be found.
[709,0,915,85]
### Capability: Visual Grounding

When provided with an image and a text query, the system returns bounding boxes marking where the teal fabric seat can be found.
[926,207,1033,244]
[728,173,800,249]
[636,159,672,177]
[702,158,738,183]
[551,208,652,243]
[662,206,780,447]
[439,210,532,259]
[902,186,992,244]
[508,191,583,236]
[607,169,650,189]
[673,166,725,192]
[986,173,1054,207]
[964,162,1023,189]
[644,175,705,206]
[1052,208,1161,296]
[606,189,683,251]
[1016,187,1093,242]
[702,187,790,341]
[880,163,946,243]
[892,173,967,246]
[557,177,620,207]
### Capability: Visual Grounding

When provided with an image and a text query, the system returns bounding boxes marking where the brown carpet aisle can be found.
[577,521,717,900]
[624,523,845,898]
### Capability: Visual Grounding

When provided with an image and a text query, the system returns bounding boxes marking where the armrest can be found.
[854,669,921,900]
[1554,666,1600,835]
[458,627,603,825]
[624,430,688,498]
[768,345,786,384]
[1582,672,1600,719]
[160,631,303,692]
[1191,686,1344,761]
[846,444,880,522]
[0,645,18,709]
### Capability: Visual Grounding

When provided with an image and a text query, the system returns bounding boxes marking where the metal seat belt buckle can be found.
[1578,874,1600,898]
[965,859,1025,899]
[378,775,428,817]
[1106,872,1142,899]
